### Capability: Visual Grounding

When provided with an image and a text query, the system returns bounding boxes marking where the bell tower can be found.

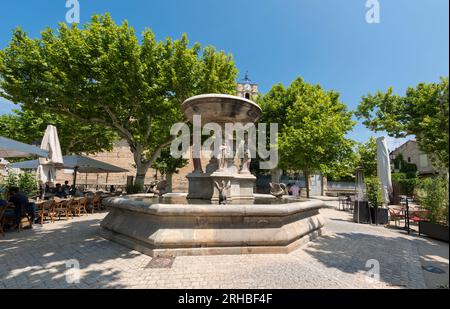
[236,71,258,100]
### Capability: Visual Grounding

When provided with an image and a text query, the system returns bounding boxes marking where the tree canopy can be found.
[0,109,117,155]
[355,137,377,178]
[0,13,238,186]
[356,77,449,168]
[259,77,356,196]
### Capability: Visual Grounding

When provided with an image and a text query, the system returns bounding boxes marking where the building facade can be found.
[236,72,259,100]
[390,139,438,176]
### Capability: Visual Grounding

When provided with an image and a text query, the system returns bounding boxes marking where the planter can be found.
[370,207,389,225]
[353,201,370,223]
[419,221,449,243]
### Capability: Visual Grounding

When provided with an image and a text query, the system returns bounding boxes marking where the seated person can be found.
[74,189,84,197]
[62,180,71,196]
[0,199,8,211]
[6,187,36,229]
[286,183,293,196]
[54,183,66,198]
[69,185,77,196]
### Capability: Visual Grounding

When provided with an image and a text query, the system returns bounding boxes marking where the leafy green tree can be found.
[0,171,39,197]
[356,77,449,168]
[0,109,117,155]
[355,137,377,178]
[151,147,188,192]
[0,13,237,187]
[418,177,449,224]
[259,77,355,197]
[365,176,382,208]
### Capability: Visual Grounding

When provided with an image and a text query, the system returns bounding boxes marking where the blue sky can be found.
[0,0,448,150]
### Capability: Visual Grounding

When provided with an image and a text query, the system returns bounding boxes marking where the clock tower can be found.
[236,71,258,100]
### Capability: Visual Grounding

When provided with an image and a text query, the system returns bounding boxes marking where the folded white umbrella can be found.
[0,136,49,158]
[37,125,64,185]
[376,136,393,206]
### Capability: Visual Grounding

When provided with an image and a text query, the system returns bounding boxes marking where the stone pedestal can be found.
[210,172,256,202]
[235,174,256,199]
[186,172,213,200]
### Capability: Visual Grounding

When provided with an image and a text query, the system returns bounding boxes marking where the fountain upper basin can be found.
[182,94,262,123]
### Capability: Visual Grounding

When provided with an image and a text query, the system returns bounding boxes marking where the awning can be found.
[10,155,128,173]
[0,136,49,158]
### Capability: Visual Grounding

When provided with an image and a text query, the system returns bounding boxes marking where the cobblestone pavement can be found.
[0,206,447,289]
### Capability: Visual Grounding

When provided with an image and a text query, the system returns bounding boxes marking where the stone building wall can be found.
[390,140,437,175]
[55,139,159,189]
[54,139,203,192]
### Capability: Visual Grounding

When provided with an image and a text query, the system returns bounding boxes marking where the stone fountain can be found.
[182,94,262,202]
[100,94,326,257]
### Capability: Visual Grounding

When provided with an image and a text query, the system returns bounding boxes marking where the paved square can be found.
[1,206,447,289]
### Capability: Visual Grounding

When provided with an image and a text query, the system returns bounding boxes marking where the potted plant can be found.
[418,177,449,242]
[366,177,388,224]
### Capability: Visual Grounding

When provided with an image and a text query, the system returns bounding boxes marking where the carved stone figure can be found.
[193,157,203,173]
[269,182,286,198]
[241,143,251,174]
[147,180,168,196]
[192,148,203,173]
[218,143,229,171]
[214,180,231,205]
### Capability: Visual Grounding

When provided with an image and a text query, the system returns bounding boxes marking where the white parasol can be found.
[376,136,393,206]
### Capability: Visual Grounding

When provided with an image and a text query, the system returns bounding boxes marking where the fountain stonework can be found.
[182,94,262,202]
[100,94,326,257]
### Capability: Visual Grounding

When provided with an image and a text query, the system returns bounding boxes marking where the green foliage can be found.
[258,77,356,196]
[418,177,449,225]
[392,154,418,178]
[151,147,188,176]
[0,109,117,155]
[125,183,144,195]
[391,173,418,196]
[0,172,39,198]
[356,77,449,168]
[355,137,378,177]
[365,177,382,208]
[0,13,238,186]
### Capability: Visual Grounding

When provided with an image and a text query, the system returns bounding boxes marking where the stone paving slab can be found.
[0,208,447,289]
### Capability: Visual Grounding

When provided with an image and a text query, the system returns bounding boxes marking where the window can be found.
[419,154,428,168]
[407,157,411,163]
[245,93,250,99]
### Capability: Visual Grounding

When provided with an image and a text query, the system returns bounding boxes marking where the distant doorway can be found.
[310,174,323,196]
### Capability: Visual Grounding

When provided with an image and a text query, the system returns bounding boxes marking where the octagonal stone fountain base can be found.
[100,197,326,257]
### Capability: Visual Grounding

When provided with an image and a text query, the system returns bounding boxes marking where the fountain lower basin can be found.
[100,195,326,257]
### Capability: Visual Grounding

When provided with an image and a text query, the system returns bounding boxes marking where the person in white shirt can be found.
[291,183,300,197]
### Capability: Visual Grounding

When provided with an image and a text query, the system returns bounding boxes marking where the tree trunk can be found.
[304,170,310,198]
[135,161,150,189]
[132,148,151,190]
[166,173,173,193]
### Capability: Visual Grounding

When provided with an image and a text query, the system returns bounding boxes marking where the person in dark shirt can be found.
[62,181,70,196]
[54,183,66,198]
[7,187,36,229]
